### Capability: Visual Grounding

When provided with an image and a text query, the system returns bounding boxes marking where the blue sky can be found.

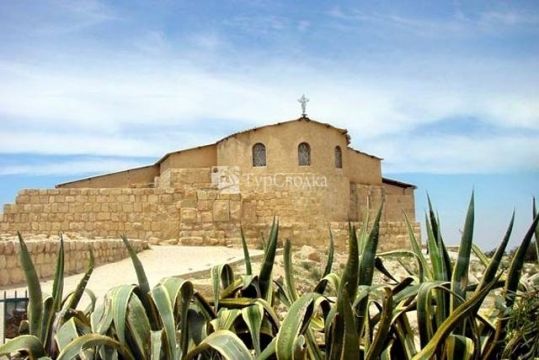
[0,0,537,249]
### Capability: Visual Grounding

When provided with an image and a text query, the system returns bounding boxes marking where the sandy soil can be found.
[3,245,262,298]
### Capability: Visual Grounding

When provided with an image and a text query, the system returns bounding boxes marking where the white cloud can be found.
[0,130,218,157]
[327,6,539,37]
[366,134,539,173]
[0,10,537,175]
[0,158,148,176]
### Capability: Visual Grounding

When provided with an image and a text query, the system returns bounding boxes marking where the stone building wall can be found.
[0,238,147,287]
[0,167,419,251]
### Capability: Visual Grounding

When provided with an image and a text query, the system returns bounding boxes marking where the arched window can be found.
[252,143,266,167]
[298,142,311,166]
[335,146,342,168]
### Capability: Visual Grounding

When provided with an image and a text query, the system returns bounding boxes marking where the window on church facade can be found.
[252,143,266,167]
[335,146,342,168]
[298,142,311,166]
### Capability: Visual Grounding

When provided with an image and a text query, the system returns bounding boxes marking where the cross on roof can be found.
[298,94,309,117]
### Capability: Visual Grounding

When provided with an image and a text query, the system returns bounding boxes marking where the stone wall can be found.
[0,188,182,240]
[351,183,416,222]
[329,221,420,252]
[0,167,419,251]
[0,238,147,287]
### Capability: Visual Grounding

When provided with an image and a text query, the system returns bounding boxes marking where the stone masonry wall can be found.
[0,167,419,251]
[0,188,182,240]
[0,238,147,287]
[329,221,420,252]
[161,168,243,246]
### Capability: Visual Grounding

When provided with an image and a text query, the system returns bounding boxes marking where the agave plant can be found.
[0,233,96,359]
[1,195,538,360]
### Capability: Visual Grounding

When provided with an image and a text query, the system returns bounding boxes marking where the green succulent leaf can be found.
[185,330,253,360]
[56,333,134,360]
[259,218,279,300]
[17,232,43,339]
[241,225,253,275]
[0,335,46,359]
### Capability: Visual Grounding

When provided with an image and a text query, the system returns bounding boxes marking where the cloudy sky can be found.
[0,0,537,248]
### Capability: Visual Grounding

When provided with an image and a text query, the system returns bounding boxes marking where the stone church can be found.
[0,116,419,250]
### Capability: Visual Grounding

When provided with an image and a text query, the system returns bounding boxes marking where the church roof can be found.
[382,177,417,189]
[156,116,364,165]
[217,116,351,144]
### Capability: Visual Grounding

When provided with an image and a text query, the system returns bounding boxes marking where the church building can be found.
[0,114,419,250]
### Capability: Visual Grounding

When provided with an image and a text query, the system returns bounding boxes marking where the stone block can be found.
[181,198,197,208]
[181,208,198,223]
[199,211,213,223]
[197,200,212,211]
[4,242,15,255]
[213,200,229,222]
[230,201,241,221]
[97,212,111,221]
[0,270,9,286]
[160,194,173,203]
[9,268,23,284]
[180,236,204,245]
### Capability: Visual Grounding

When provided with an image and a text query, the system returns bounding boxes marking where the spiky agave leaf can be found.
[240,225,253,275]
[211,263,234,312]
[185,330,253,360]
[110,285,137,346]
[476,212,514,293]
[355,203,384,340]
[365,287,393,360]
[483,213,539,359]
[451,192,475,313]
[121,235,160,330]
[323,227,335,278]
[121,235,150,294]
[56,333,134,360]
[160,277,194,359]
[54,316,91,353]
[404,211,432,280]
[259,218,279,300]
[64,248,94,311]
[51,235,65,312]
[533,197,539,263]
[151,284,177,359]
[276,292,318,360]
[17,232,43,339]
[328,288,360,360]
[241,303,264,355]
[412,275,500,360]
[283,239,298,302]
[0,335,46,359]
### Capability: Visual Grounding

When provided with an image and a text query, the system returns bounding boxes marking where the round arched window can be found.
[298,142,311,166]
[252,143,266,167]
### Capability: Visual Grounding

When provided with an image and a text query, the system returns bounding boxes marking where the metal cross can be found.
[298,94,309,117]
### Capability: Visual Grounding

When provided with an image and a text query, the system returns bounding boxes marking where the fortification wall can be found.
[0,238,147,287]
